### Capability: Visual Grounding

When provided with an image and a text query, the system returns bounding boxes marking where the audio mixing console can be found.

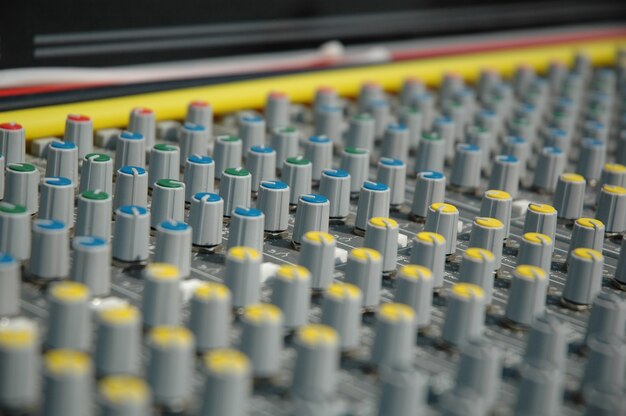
[0,47,626,416]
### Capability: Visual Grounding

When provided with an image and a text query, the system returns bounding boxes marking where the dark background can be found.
[2,0,625,68]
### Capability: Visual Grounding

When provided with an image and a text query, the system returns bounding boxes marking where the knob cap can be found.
[28,219,69,280]
[292,194,330,246]
[377,158,406,207]
[505,265,548,327]
[533,146,566,193]
[321,283,362,351]
[523,203,557,241]
[154,220,192,278]
[128,107,155,148]
[562,248,603,309]
[340,147,370,195]
[319,169,351,220]
[42,350,93,416]
[346,113,375,152]
[94,305,141,376]
[0,122,25,164]
[424,203,458,255]
[414,132,445,173]
[46,282,91,350]
[98,375,150,416]
[442,283,486,347]
[282,156,312,205]
[64,114,93,158]
[410,171,445,219]
[201,349,251,416]
[517,232,553,275]
[596,185,626,233]
[76,190,112,240]
[576,138,606,182]
[115,131,145,170]
[225,246,261,309]
[265,91,290,129]
[256,180,290,234]
[364,217,399,275]
[305,136,333,181]
[70,236,111,297]
[40,177,74,228]
[238,303,284,377]
[179,123,209,165]
[246,146,276,192]
[239,115,265,151]
[5,163,40,214]
[189,282,231,351]
[213,135,242,179]
[410,232,446,289]
[142,263,182,328]
[0,203,30,262]
[393,265,434,329]
[354,182,390,234]
[381,123,409,164]
[80,153,113,195]
[553,173,586,219]
[459,248,496,304]
[450,143,482,190]
[298,231,336,291]
[468,217,505,269]
[270,265,311,329]
[185,100,212,131]
[112,206,150,263]
[345,248,383,309]
[219,168,251,217]
[371,303,415,368]
[0,318,39,409]
[149,144,180,186]
[488,155,520,198]
[569,218,604,259]
[270,126,299,172]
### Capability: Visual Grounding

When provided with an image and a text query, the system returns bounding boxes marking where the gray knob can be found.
[247,146,276,192]
[128,107,155,148]
[0,122,25,164]
[298,231,336,291]
[227,207,264,252]
[533,146,566,193]
[98,375,150,416]
[186,100,213,131]
[365,99,390,139]
[0,203,30,262]
[114,131,145,170]
[523,314,567,370]
[518,232,553,275]
[569,218,605,256]
[114,166,148,210]
[377,158,406,208]
[433,116,455,159]
[562,248,603,309]
[501,136,529,178]
[80,153,113,195]
[458,248,496,304]
[282,156,312,205]
[0,254,19,316]
[598,163,626,190]
[213,135,242,179]
[364,217,399,275]
[70,236,110,297]
[410,170,445,219]
[201,349,251,416]
[270,265,311,329]
[0,317,39,410]
[393,265,433,329]
[292,194,330,246]
[314,105,343,143]
[45,141,78,185]
[321,282,362,351]
[76,190,112,240]
[179,123,209,164]
[345,247,383,309]
[265,91,290,129]
[424,203,458,255]
[151,179,185,227]
[400,77,425,104]
[615,237,626,286]
[46,281,90,350]
[94,304,141,376]
[270,126,299,172]
[581,335,626,402]
[514,364,563,416]
[112,205,150,263]
[319,169,351,221]
[292,324,339,401]
[410,232,446,289]
[340,147,369,195]
[154,220,192,278]
[398,106,422,151]
[576,138,606,182]
[414,132,445,173]
[238,303,284,377]
[346,113,375,152]
[442,283,486,347]
[189,192,223,249]
[28,219,69,280]
[314,86,339,109]
[585,292,626,344]
[149,144,179,186]
[468,217,505,269]
[146,326,194,406]
[40,177,74,228]
[225,246,261,309]
[305,136,333,182]
[183,155,215,202]
[381,123,409,164]
[488,155,520,197]
[239,115,266,152]
[476,108,501,140]
[354,181,390,234]
[553,173,586,220]
[42,349,93,416]
[450,143,482,190]
[505,265,548,327]
[256,180,290,234]
[64,114,93,158]
[219,167,251,217]
[5,163,40,214]
[189,282,231,351]
[543,126,570,155]
[358,81,384,110]
[142,263,182,327]
[480,190,512,237]
[378,367,428,416]
[596,184,626,233]
[455,338,502,410]
[523,203,557,241]
[466,126,492,172]
[371,303,415,368]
